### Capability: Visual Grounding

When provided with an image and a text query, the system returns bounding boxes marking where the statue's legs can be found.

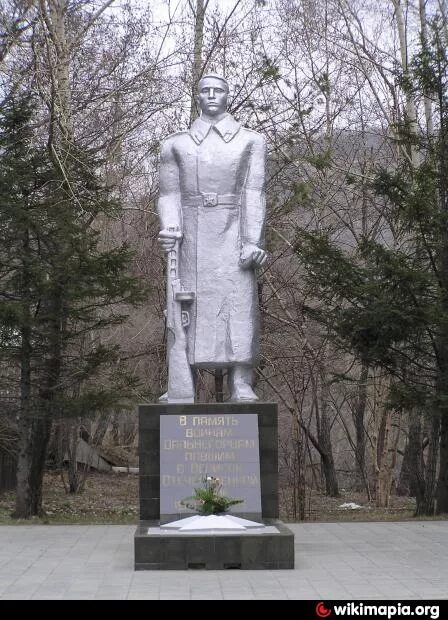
[228,365,258,401]
[161,366,258,402]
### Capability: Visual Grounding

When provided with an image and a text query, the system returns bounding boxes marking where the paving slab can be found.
[0,521,447,599]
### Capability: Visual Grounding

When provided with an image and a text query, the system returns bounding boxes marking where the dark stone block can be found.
[134,519,295,570]
[259,450,279,473]
[134,536,161,564]
[139,410,160,431]
[240,536,266,566]
[135,403,286,569]
[139,475,160,498]
[260,472,278,494]
[257,413,276,428]
[139,454,160,476]
[162,561,188,570]
[139,445,159,460]
[184,536,214,565]
[139,432,160,450]
[139,444,159,462]
[259,430,277,451]
[140,498,160,521]
[213,537,243,564]
[260,497,279,519]
[161,537,187,566]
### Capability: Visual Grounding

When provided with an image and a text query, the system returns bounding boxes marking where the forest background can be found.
[1,0,448,522]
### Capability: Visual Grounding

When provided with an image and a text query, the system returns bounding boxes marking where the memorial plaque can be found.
[160,413,262,519]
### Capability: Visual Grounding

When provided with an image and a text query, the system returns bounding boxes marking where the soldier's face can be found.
[197,79,228,116]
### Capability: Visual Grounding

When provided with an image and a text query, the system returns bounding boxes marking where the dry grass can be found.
[0,472,444,524]
[0,471,138,524]
[281,487,418,523]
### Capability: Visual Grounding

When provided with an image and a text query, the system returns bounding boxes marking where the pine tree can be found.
[294,14,448,515]
[0,95,146,517]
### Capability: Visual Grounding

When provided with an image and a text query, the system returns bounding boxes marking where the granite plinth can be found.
[134,519,295,570]
[135,402,295,570]
[138,403,279,522]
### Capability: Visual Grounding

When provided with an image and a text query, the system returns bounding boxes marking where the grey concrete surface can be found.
[0,521,447,600]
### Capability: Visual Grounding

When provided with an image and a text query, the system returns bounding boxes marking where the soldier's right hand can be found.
[158,229,182,252]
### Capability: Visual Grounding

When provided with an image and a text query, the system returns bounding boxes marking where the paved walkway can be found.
[0,521,447,599]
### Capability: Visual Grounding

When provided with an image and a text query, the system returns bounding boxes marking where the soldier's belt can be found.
[182,193,238,208]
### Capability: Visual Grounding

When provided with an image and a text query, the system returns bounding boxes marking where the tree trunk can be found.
[30,416,53,511]
[22,324,63,515]
[438,412,448,513]
[15,243,62,517]
[15,0,73,519]
[321,450,339,497]
[279,416,307,521]
[397,409,425,501]
[376,470,391,508]
[418,0,434,139]
[18,256,65,516]
[15,416,53,518]
[294,422,306,521]
[317,375,339,497]
[408,411,426,513]
[436,21,448,513]
[375,409,393,508]
[397,438,412,496]
[14,228,42,518]
[421,411,440,515]
[391,0,419,166]
[214,368,224,402]
[15,231,32,517]
[46,421,65,469]
[92,411,111,446]
[189,0,206,124]
[14,417,34,518]
[353,362,368,490]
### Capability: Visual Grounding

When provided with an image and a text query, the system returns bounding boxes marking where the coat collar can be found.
[189,113,241,145]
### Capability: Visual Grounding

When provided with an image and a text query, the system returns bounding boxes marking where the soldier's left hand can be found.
[158,228,182,252]
[240,244,267,269]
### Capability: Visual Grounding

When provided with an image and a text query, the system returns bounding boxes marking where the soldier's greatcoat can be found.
[158,113,266,367]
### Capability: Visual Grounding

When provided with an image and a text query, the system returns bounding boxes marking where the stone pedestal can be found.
[135,519,294,570]
[134,402,295,570]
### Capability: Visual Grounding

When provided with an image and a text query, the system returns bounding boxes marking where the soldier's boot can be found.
[228,365,258,401]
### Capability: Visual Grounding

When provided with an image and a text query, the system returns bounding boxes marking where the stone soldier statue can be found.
[158,73,267,401]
